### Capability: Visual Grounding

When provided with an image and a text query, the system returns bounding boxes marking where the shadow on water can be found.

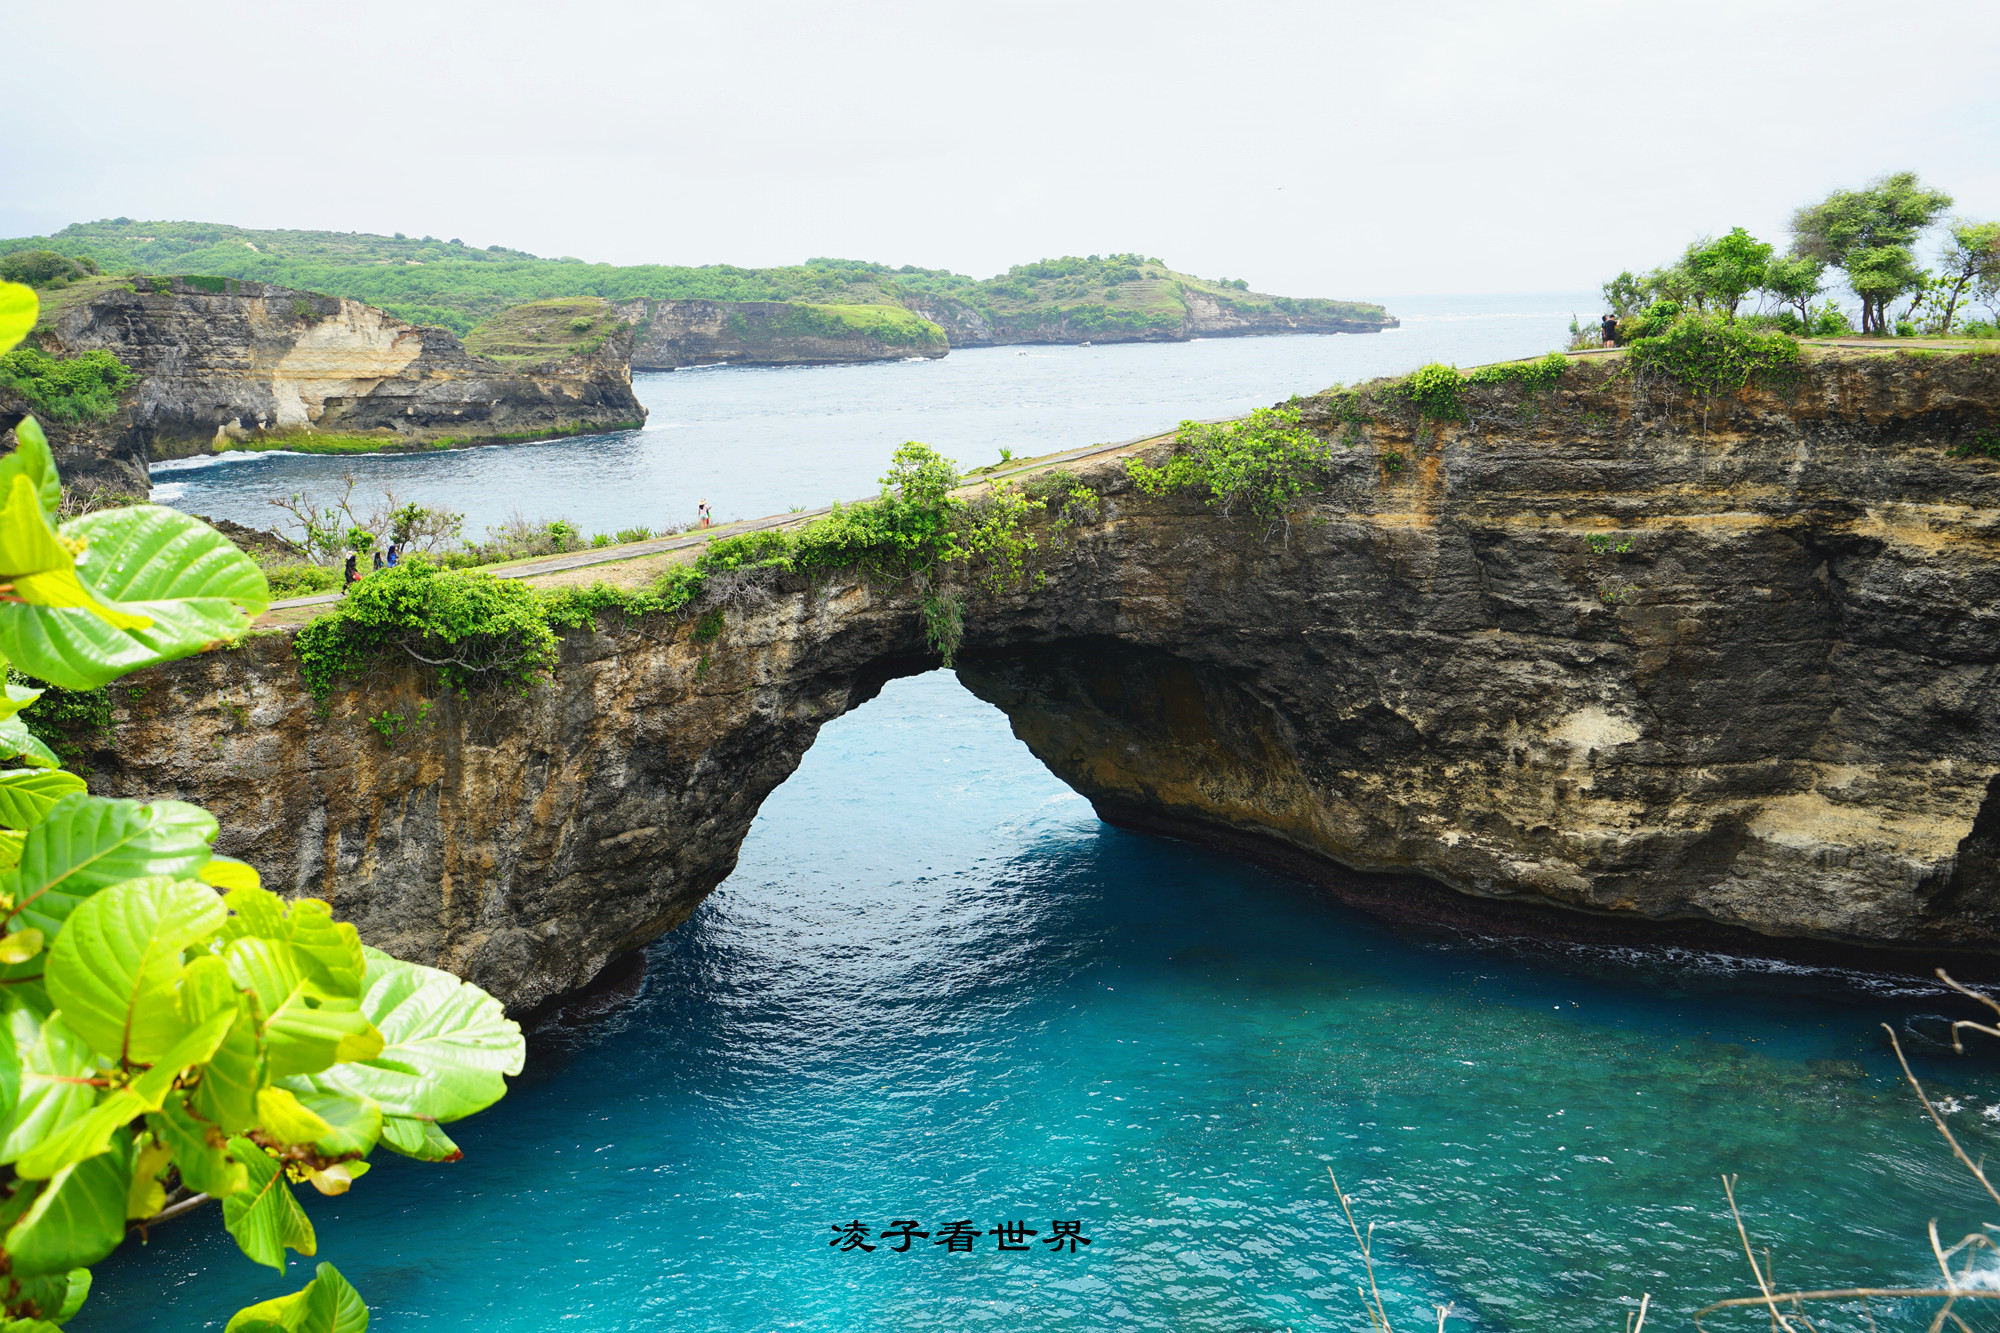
[75,674,2000,1332]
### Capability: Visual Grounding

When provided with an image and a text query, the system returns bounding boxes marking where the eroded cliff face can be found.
[76,351,2000,1011]
[34,278,646,467]
[619,299,947,369]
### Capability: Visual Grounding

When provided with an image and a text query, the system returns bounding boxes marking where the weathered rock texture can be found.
[619,299,948,369]
[29,278,646,472]
[75,351,2000,1012]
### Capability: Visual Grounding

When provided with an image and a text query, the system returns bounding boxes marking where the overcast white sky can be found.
[5,0,1996,300]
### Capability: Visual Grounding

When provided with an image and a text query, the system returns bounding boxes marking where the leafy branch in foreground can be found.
[0,277,527,1329]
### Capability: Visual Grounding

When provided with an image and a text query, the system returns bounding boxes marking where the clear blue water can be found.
[82,300,2000,1329]
[150,294,1600,540]
[76,675,2000,1330]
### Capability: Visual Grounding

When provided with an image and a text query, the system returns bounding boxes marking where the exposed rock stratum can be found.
[72,351,2000,1011]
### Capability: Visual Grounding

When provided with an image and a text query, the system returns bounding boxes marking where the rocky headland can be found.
[8,277,647,489]
[57,348,2000,1013]
[618,298,949,369]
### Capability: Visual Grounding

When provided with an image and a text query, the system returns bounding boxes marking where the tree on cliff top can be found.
[1790,171,1953,333]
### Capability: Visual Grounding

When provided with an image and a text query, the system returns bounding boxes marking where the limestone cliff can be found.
[25,277,647,473]
[903,288,1397,347]
[619,299,948,369]
[68,349,2000,1012]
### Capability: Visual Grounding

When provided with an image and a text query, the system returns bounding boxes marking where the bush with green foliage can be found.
[0,348,138,424]
[0,278,525,1330]
[1625,314,1802,396]
[0,251,97,289]
[1126,406,1332,518]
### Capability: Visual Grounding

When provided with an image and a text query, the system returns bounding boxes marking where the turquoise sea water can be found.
[77,675,2000,1331]
[83,299,2000,1329]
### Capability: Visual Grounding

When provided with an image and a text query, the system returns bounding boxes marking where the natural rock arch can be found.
[86,353,2000,1011]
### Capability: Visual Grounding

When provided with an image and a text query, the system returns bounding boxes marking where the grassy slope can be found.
[463,296,621,364]
[1,222,1391,336]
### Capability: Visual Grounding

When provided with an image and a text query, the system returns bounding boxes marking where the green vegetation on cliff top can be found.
[0,220,1391,337]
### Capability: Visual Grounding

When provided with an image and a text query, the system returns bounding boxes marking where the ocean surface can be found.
[82,296,2000,1330]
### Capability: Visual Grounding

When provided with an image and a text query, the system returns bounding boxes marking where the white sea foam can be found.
[147,481,188,502]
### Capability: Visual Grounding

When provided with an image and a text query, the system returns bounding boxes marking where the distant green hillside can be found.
[0,220,1390,339]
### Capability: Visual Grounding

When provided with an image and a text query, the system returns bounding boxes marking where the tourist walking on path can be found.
[387,542,401,567]
[698,500,711,529]
[372,550,384,572]
[343,552,359,592]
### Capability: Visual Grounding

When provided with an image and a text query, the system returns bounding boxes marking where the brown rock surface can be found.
[74,350,2000,1011]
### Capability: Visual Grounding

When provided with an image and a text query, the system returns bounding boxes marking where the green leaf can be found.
[0,717,60,770]
[377,1114,460,1162]
[225,938,381,1079]
[178,955,261,1132]
[272,1083,380,1158]
[0,681,46,723]
[198,856,262,892]
[0,506,270,690]
[0,283,34,357]
[0,1012,96,1165]
[4,1137,130,1277]
[0,928,42,965]
[0,417,61,524]
[225,1262,368,1333]
[148,1097,248,1199]
[0,477,152,629]
[13,1008,234,1179]
[254,1087,332,1146]
[54,1267,90,1322]
[4,794,218,941]
[126,1131,172,1220]
[222,888,364,998]
[0,769,86,830]
[306,948,522,1123]
[0,829,23,874]
[221,1136,315,1273]
[45,875,226,1065]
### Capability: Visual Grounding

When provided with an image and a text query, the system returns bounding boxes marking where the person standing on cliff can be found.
[387,542,401,567]
[372,550,384,572]
[1601,314,1619,347]
[343,552,359,591]
[698,500,711,529]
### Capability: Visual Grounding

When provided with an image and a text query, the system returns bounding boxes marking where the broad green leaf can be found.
[0,680,45,723]
[55,1268,90,1321]
[178,955,261,1131]
[0,1012,96,1165]
[54,1264,91,1320]
[148,1098,247,1198]
[224,888,363,998]
[377,1114,460,1162]
[0,283,34,356]
[0,477,151,628]
[225,1261,368,1333]
[307,949,522,1123]
[0,927,42,965]
[225,938,381,1078]
[5,1137,130,1277]
[0,769,86,830]
[4,794,218,941]
[13,1008,234,1179]
[273,1082,380,1158]
[0,1010,17,1125]
[0,417,61,523]
[302,1159,368,1196]
[46,875,226,1065]
[126,1132,172,1220]
[0,829,23,873]
[199,856,262,892]
[0,505,269,690]
[0,717,60,770]
[222,1136,315,1273]
[254,1087,332,1146]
